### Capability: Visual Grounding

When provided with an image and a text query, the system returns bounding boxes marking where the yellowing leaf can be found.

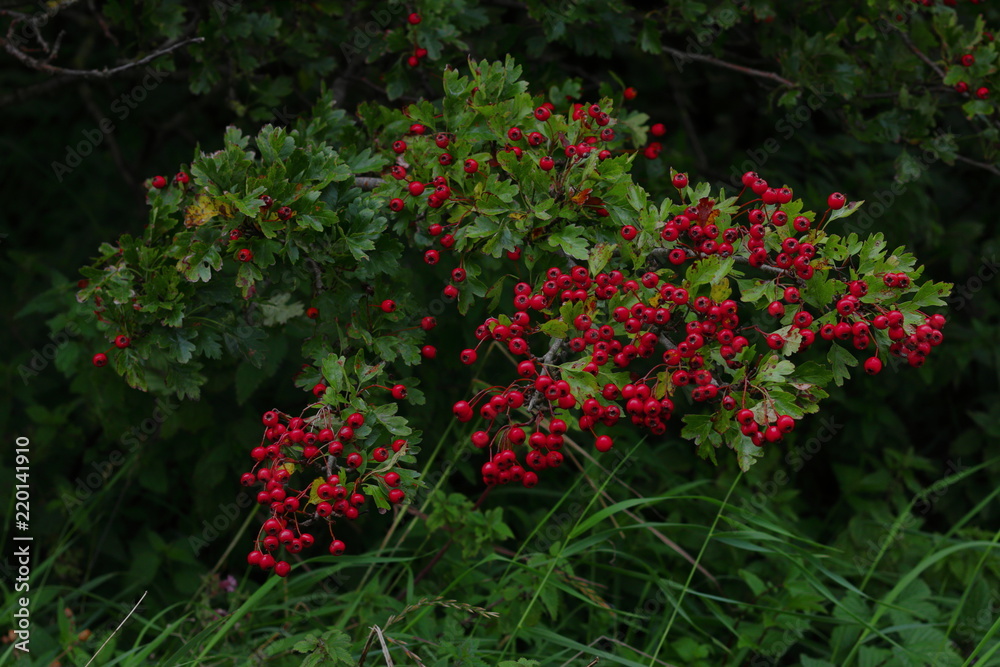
[184,194,234,228]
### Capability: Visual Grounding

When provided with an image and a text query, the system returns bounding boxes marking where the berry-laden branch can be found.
[67,56,952,581]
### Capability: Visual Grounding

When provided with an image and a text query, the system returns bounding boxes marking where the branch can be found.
[355,176,384,190]
[662,45,797,88]
[953,153,1000,177]
[2,32,203,79]
[646,247,789,277]
[890,24,946,80]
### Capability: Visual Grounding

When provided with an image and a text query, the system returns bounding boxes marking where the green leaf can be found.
[540,319,568,338]
[828,344,858,387]
[547,224,589,260]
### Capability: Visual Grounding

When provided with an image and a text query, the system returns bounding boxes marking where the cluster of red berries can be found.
[450,169,947,484]
[386,100,640,299]
[91,333,131,367]
[404,13,429,67]
[241,401,411,577]
[149,171,189,189]
[953,49,991,99]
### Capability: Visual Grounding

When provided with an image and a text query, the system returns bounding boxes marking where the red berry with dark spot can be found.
[237,248,253,262]
[150,175,167,189]
[92,353,108,367]
[391,384,407,399]
[827,192,846,209]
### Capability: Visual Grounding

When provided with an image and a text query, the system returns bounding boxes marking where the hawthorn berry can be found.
[620,225,638,240]
[380,299,396,313]
[388,489,405,504]
[150,175,167,189]
[389,198,405,212]
[174,171,190,184]
[421,345,437,359]
[306,307,319,319]
[464,158,479,173]
[624,87,637,100]
[114,335,131,349]
[407,12,421,24]
[439,153,453,166]
[827,192,846,210]
[92,353,108,367]
[539,156,555,171]
[421,316,436,330]
[460,348,478,364]
[409,123,426,135]
[408,181,425,196]
[276,206,293,221]
[391,384,407,399]
[237,248,253,262]
[443,284,459,300]
[961,54,975,67]
[955,81,970,94]
[424,249,439,264]
[651,123,666,136]
[672,173,689,189]
[864,357,883,375]
[977,86,990,100]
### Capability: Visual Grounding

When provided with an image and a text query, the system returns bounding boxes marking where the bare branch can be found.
[662,45,797,88]
[355,176,384,190]
[2,32,203,79]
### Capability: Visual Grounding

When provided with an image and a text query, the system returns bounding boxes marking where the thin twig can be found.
[661,45,796,88]
[2,33,203,79]
[84,591,147,667]
[891,24,946,80]
[954,153,1000,177]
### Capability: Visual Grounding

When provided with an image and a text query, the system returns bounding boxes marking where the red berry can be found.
[864,356,883,375]
[977,86,990,100]
[961,54,975,67]
[392,140,407,154]
[114,334,131,349]
[312,383,327,397]
[150,175,167,189]
[507,127,522,141]
[955,81,969,94]
[237,248,253,262]
[380,299,396,313]
[534,106,551,121]
[329,540,346,556]
[174,171,190,184]
[539,156,555,171]
[92,353,108,367]
[460,348,478,364]
[623,87,637,100]
[389,198,405,212]
[421,316,436,330]
[650,123,666,136]
[274,561,291,577]
[595,435,613,452]
[306,307,319,319]
[409,123,426,135]
[408,12,421,24]
[672,173,688,189]
[827,192,846,210]
[421,345,436,359]
[391,384,407,399]
[388,489,405,504]
[620,225,638,240]
[464,158,479,173]
[276,206,293,221]
[443,284,459,300]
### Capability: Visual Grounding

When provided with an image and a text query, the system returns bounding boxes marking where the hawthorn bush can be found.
[2,2,999,666]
